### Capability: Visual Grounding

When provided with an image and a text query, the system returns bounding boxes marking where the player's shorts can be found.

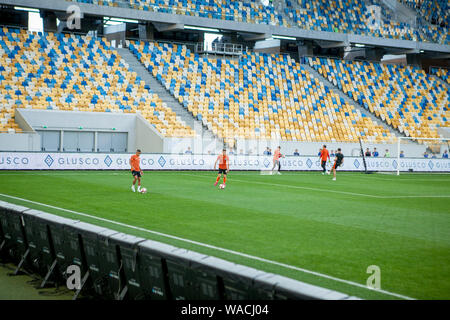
[218,168,227,174]
[333,162,342,170]
[132,170,141,177]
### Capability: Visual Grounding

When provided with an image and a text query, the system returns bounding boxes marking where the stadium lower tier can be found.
[2,27,448,144]
[129,40,394,143]
[305,56,449,141]
[431,67,450,85]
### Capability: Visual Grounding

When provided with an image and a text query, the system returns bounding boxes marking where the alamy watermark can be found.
[66,265,81,290]
[365,5,382,30]
[66,5,81,30]
[366,265,381,290]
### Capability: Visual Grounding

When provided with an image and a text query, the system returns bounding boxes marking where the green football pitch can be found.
[0,170,449,300]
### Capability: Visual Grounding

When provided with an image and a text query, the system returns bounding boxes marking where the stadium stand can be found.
[400,0,449,27]
[431,67,450,85]
[284,0,423,42]
[70,0,449,44]
[129,40,394,143]
[306,56,450,141]
[416,23,449,45]
[72,0,289,26]
[0,27,195,137]
[399,0,449,44]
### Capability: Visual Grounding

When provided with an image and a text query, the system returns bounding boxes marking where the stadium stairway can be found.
[117,47,220,143]
[301,62,401,140]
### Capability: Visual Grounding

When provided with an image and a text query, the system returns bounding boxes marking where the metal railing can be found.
[125,37,197,52]
[194,42,247,56]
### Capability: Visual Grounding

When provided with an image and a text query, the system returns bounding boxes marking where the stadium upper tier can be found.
[285,0,418,41]
[0,28,195,137]
[400,0,449,28]
[71,0,449,44]
[431,67,450,85]
[129,40,394,143]
[74,0,288,26]
[306,57,449,140]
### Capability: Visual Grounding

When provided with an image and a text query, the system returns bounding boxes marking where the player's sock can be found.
[214,176,220,186]
[131,185,135,192]
[223,176,227,185]
[138,185,141,192]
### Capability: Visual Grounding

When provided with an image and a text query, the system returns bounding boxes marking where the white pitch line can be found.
[382,195,450,198]
[232,178,385,198]
[181,173,384,198]
[1,171,448,199]
[184,173,450,199]
[0,192,414,300]
[237,179,450,199]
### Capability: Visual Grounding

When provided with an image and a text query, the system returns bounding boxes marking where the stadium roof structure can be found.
[2,0,450,55]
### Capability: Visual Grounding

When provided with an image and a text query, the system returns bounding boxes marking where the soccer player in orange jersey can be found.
[214,149,230,187]
[271,146,285,175]
[319,145,331,175]
[130,149,143,192]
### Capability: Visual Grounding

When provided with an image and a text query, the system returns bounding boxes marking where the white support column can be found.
[60,130,64,152]
[94,131,98,152]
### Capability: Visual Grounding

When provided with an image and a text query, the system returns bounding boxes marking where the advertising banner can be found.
[1,152,449,172]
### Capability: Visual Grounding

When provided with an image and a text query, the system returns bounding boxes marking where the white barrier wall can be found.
[1,152,449,172]
[0,133,41,151]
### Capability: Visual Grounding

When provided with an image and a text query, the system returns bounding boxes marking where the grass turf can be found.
[0,262,73,300]
[0,170,449,300]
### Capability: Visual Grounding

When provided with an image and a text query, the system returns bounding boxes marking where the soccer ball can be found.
[140,187,147,193]
[219,184,225,189]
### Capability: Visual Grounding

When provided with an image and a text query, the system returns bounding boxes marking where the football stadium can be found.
[0,0,449,305]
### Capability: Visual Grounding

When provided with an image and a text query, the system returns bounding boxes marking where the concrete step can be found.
[301,63,406,140]
[116,47,219,142]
